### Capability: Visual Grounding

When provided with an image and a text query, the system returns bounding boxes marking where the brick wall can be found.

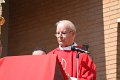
[1,0,9,57]
[0,0,6,57]
[103,0,120,80]
[8,0,120,79]
[0,1,2,57]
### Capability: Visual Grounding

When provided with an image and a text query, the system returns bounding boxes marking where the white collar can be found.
[59,43,77,50]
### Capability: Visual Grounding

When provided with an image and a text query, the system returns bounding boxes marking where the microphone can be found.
[71,46,89,54]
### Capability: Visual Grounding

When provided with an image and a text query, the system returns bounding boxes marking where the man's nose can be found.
[59,32,63,36]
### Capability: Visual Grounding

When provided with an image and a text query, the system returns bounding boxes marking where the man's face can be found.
[55,24,75,47]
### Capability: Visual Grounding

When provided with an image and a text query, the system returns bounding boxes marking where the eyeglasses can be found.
[54,31,73,37]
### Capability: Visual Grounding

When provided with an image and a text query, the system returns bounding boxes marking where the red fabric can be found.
[0,54,67,80]
[48,48,96,80]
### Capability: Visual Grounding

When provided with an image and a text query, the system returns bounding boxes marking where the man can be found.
[48,20,96,80]
[32,48,46,55]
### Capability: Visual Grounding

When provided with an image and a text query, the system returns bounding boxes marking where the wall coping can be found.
[117,18,120,23]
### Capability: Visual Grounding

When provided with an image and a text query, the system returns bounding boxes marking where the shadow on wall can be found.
[6,0,106,79]
[117,23,120,79]
[74,1,106,80]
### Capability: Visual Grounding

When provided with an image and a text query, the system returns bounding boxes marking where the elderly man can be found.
[48,20,96,80]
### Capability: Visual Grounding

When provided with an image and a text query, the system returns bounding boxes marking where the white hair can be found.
[56,20,76,32]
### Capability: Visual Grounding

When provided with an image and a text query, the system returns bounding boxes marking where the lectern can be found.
[0,54,68,80]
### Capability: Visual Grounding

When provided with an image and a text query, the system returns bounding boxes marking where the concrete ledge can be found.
[117,18,120,23]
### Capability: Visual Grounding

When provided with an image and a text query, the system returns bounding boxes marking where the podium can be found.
[0,54,68,80]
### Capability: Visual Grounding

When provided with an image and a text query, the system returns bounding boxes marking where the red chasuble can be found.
[48,48,96,80]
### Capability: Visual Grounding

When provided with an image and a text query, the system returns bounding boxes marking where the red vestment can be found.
[48,48,96,80]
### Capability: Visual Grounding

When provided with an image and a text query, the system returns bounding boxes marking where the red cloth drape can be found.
[0,54,67,80]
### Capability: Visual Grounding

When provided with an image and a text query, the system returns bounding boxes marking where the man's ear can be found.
[71,31,76,36]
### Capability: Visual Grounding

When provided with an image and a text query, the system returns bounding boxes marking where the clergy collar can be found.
[59,42,77,50]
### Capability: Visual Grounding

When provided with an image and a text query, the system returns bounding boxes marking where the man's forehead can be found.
[56,27,69,32]
[57,24,70,30]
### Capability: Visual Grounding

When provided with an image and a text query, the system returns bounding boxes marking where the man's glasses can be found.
[54,31,73,37]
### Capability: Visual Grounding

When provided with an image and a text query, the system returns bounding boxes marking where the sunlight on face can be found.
[56,23,75,47]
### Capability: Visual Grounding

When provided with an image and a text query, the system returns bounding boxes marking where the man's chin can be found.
[59,43,64,47]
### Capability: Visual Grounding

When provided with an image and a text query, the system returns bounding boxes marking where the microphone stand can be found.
[71,46,89,80]
[76,51,79,80]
